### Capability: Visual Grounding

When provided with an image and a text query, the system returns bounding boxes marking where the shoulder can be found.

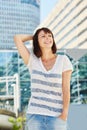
[57,54,68,61]
[62,54,73,72]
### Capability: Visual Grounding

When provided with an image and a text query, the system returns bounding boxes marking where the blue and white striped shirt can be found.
[27,53,73,117]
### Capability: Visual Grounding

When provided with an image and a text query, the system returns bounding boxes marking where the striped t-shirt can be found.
[27,53,73,117]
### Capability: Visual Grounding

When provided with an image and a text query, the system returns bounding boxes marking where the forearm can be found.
[14,34,33,43]
[59,70,72,120]
[58,86,70,121]
[62,88,70,116]
[14,34,33,65]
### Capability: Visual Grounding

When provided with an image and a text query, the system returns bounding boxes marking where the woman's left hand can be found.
[58,112,67,121]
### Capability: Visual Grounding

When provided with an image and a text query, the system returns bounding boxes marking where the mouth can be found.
[44,41,52,44]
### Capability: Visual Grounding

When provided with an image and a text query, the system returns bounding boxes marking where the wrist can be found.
[59,112,68,121]
[62,109,68,116]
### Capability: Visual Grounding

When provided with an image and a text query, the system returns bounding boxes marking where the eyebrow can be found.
[38,34,45,37]
[39,32,52,36]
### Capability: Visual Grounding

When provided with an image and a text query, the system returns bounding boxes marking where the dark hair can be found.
[33,27,57,58]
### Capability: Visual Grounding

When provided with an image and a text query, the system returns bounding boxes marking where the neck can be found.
[41,49,55,60]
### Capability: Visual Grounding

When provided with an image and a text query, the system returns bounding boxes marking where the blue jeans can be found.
[26,114,68,130]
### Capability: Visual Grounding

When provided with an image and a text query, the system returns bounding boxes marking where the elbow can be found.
[14,35,18,42]
[14,35,21,45]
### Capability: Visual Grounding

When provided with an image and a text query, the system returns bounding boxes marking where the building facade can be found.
[0,0,40,113]
[0,0,40,48]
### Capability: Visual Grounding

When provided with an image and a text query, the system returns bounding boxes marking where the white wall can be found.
[68,104,87,130]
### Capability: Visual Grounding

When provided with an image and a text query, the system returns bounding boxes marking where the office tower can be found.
[0,0,40,48]
[0,0,40,113]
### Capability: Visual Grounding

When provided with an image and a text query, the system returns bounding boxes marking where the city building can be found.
[0,0,40,48]
[0,0,40,129]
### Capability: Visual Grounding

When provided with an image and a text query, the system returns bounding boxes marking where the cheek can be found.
[38,38,41,45]
[38,38,42,41]
[38,38,44,44]
[38,39,41,45]
[38,39,43,47]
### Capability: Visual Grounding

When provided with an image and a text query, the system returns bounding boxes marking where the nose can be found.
[45,35,49,39]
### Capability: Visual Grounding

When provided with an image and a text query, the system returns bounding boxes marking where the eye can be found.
[38,35,45,39]
[41,35,45,37]
[48,34,52,37]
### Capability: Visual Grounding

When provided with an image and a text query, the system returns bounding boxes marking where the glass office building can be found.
[0,50,31,112]
[0,0,40,112]
[0,0,40,48]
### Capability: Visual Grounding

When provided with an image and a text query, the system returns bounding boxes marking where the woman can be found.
[14,27,73,130]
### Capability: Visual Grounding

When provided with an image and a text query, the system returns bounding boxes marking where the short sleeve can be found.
[62,55,73,72]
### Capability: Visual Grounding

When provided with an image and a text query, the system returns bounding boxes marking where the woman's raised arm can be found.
[14,34,33,65]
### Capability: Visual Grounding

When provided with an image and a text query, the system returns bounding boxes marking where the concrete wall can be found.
[0,114,13,129]
[68,104,87,130]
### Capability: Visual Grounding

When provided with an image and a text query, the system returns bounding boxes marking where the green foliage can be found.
[8,117,26,130]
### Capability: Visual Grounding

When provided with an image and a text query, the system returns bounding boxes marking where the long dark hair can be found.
[33,27,57,58]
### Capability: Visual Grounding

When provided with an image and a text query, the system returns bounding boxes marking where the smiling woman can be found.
[38,31,53,48]
[33,28,57,58]
[14,27,73,130]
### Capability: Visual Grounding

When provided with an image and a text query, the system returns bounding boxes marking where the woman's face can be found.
[38,30,53,49]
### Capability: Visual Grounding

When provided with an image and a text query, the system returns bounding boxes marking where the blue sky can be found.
[40,0,58,22]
